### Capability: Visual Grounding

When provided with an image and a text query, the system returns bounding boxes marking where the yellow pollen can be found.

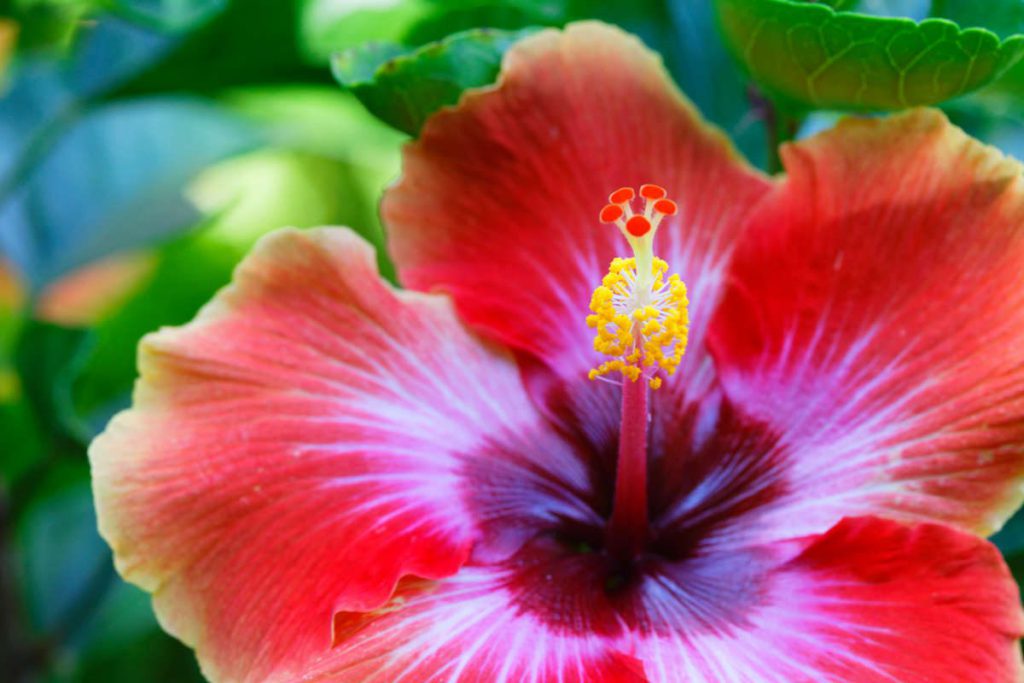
[587,185,689,389]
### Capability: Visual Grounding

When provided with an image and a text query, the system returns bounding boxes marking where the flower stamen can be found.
[587,185,689,390]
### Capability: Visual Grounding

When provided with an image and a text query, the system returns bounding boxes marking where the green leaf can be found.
[330,1,769,165]
[0,11,261,290]
[994,506,1024,590]
[71,603,205,682]
[0,396,48,483]
[404,0,563,45]
[16,485,111,637]
[660,0,769,168]
[933,0,1024,39]
[114,0,321,96]
[14,319,93,446]
[1,97,259,290]
[5,0,90,51]
[221,86,406,169]
[0,16,174,188]
[109,0,228,32]
[714,0,1024,110]
[331,27,536,136]
[74,148,389,415]
[299,0,434,63]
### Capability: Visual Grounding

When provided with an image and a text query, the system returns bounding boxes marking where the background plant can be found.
[1,0,1023,680]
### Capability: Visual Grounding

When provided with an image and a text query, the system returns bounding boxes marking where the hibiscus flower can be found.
[90,22,1024,682]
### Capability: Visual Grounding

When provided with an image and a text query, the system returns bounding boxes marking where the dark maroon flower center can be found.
[460,390,790,636]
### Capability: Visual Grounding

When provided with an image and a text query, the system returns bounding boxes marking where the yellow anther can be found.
[585,256,689,389]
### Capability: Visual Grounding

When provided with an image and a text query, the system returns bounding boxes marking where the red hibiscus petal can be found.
[632,517,1024,682]
[90,228,557,682]
[384,21,771,442]
[710,109,1024,538]
[318,518,1022,682]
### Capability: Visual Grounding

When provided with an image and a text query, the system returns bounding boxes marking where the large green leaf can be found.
[0,9,261,290]
[114,0,322,95]
[331,27,535,136]
[0,97,259,290]
[715,0,1024,110]
[0,15,173,187]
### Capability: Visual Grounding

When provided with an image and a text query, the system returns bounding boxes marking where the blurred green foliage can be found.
[1,0,1024,681]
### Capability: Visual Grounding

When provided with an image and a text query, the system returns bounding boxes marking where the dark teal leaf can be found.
[0,97,259,289]
[714,0,1024,110]
[994,506,1024,588]
[16,485,113,643]
[113,0,322,96]
[993,506,1024,557]
[0,15,175,187]
[109,0,228,32]
[0,14,253,292]
[71,600,205,683]
[14,320,93,445]
[331,27,535,136]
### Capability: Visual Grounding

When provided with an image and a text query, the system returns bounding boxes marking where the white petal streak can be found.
[633,571,900,683]
[306,569,624,683]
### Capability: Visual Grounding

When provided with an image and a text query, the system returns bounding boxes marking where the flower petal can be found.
[384,21,770,442]
[633,517,1024,682]
[710,109,1024,538]
[90,228,553,682]
[307,570,647,682]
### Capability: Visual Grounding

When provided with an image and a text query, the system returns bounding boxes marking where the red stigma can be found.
[626,215,651,237]
[654,199,677,216]
[639,184,666,200]
[609,187,635,204]
[600,204,625,223]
